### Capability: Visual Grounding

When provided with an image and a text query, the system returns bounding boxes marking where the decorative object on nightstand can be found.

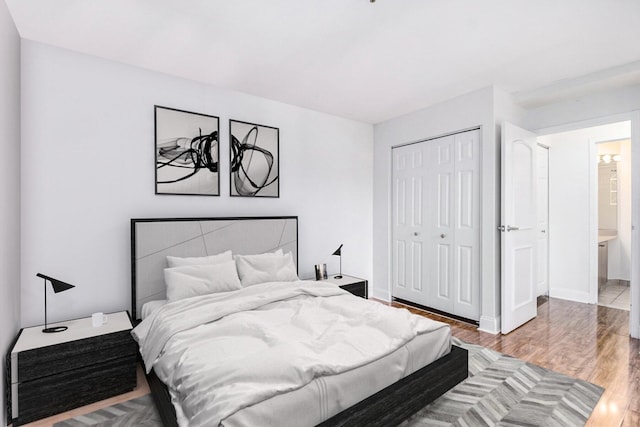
[332,244,343,279]
[6,311,137,426]
[314,263,328,280]
[36,273,75,333]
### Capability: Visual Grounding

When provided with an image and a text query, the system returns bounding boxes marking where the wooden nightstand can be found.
[6,311,137,426]
[321,275,368,298]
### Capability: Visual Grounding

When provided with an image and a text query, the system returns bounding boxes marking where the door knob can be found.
[414,232,419,236]
[440,234,446,238]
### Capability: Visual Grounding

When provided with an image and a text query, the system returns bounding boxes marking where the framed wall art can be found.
[155,106,220,196]
[229,119,279,197]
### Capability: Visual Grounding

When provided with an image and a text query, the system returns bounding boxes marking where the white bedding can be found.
[132,281,450,427]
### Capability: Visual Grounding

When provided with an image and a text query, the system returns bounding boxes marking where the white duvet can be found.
[132,280,448,426]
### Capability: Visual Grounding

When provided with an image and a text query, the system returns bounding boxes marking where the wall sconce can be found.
[598,153,621,163]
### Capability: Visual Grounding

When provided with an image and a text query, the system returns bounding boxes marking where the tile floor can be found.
[598,279,630,310]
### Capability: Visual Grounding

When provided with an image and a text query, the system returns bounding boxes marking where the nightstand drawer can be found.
[341,282,367,298]
[16,354,137,425]
[17,330,136,382]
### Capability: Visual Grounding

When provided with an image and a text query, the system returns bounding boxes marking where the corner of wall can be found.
[0,1,21,424]
[478,315,501,335]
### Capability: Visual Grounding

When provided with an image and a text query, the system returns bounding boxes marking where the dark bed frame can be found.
[131,216,468,426]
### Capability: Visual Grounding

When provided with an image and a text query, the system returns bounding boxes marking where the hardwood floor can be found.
[387,296,640,427]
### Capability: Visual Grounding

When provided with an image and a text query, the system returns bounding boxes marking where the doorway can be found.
[537,121,633,312]
[595,139,632,310]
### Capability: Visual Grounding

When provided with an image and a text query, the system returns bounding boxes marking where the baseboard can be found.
[478,315,500,334]
[549,288,591,304]
[371,288,391,302]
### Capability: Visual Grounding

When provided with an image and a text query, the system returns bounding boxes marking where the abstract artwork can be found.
[155,106,219,196]
[229,120,279,197]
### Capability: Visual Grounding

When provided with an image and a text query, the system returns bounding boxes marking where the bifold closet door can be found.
[392,129,480,321]
[450,130,480,321]
[391,142,429,304]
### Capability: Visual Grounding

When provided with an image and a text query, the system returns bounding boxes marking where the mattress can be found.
[220,324,450,427]
[136,281,451,426]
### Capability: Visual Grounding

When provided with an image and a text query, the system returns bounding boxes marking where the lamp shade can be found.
[37,273,75,293]
[332,244,343,257]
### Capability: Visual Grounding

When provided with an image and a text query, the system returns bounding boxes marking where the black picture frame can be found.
[154,106,220,196]
[229,119,280,198]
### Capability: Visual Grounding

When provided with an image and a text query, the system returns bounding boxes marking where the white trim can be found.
[588,138,599,305]
[534,112,635,136]
[479,315,500,334]
[549,288,593,304]
[630,110,640,339]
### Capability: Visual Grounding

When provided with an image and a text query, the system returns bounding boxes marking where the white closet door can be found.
[391,143,428,304]
[452,130,480,320]
[392,129,480,321]
[426,135,455,313]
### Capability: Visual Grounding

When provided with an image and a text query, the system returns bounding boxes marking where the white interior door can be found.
[392,143,428,304]
[501,122,538,334]
[537,144,549,296]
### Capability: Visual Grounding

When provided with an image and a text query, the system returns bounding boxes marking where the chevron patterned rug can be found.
[53,395,161,427]
[403,337,604,426]
[54,339,603,427]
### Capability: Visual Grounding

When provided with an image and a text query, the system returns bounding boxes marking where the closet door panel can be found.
[452,130,480,320]
[428,137,454,313]
[392,144,428,304]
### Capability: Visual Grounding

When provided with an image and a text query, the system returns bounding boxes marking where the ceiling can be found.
[6,0,640,124]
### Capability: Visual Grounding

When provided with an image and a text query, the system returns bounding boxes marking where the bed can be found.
[130,216,467,427]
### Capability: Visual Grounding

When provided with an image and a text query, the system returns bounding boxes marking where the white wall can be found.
[538,122,631,303]
[373,86,504,332]
[0,0,21,421]
[20,41,374,327]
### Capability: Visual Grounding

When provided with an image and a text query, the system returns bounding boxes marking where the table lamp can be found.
[332,244,343,279]
[37,273,75,333]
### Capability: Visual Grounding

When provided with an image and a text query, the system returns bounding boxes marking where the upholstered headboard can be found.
[130,216,298,320]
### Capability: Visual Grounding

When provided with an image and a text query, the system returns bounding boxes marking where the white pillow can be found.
[164,260,242,301]
[234,251,299,287]
[166,250,232,268]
